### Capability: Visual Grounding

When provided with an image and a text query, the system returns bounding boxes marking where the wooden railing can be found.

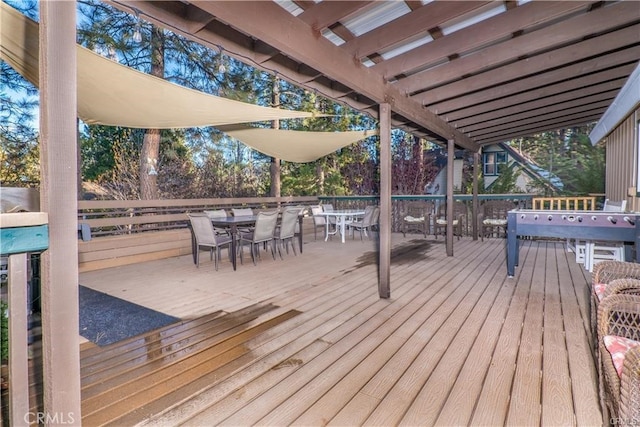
[320,194,534,236]
[78,196,320,237]
[76,194,539,271]
[0,212,49,426]
[77,196,319,271]
[532,196,597,210]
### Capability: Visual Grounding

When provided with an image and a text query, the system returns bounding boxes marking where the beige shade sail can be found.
[218,125,377,163]
[1,2,317,128]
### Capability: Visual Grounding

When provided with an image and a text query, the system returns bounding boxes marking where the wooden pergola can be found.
[31,0,640,421]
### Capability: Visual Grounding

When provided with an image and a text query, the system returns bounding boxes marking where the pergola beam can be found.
[190,0,476,150]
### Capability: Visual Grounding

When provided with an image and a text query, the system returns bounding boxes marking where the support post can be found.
[446,139,455,256]
[39,1,82,423]
[472,151,479,240]
[379,103,391,298]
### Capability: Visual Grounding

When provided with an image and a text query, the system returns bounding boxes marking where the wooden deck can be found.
[78,232,602,426]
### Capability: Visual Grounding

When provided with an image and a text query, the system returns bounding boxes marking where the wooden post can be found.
[446,139,454,256]
[379,103,391,298]
[472,151,479,240]
[39,1,82,424]
[7,255,28,426]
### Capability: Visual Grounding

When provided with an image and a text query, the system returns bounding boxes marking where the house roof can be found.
[498,143,564,191]
[105,0,640,151]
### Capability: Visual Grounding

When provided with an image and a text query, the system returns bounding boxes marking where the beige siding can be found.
[605,107,639,210]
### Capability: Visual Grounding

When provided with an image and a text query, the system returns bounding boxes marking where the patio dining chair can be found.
[310,205,326,240]
[273,207,299,258]
[232,207,255,233]
[350,205,379,240]
[204,209,229,235]
[188,213,233,270]
[238,210,279,265]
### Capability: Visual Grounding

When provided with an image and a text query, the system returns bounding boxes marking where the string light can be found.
[132,8,142,43]
[216,45,226,74]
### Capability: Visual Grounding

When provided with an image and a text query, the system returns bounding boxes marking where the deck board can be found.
[434,242,532,426]
[471,240,540,426]
[76,234,602,426]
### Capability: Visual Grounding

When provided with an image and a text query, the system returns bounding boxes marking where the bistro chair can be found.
[310,205,326,240]
[350,205,378,240]
[238,210,279,265]
[401,201,434,238]
[574,200,627,271]
[322,203,338,229]
[596,294,640,425]
[188,213,233,270]
[273,207,299,258]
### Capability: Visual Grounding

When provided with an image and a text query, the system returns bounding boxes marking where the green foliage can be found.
[1,300,7,364]
[1,3,40,187]
[486,164,522,194]
[510,125,603,196]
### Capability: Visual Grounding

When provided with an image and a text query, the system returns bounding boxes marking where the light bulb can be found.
[133,26,142,43]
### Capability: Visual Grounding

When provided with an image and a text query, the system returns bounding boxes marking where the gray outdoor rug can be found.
[79,285,180,346]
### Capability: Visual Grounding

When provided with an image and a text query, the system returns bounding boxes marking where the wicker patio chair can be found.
[401,201,434,238]
[188,213,233,271]
[477,200,515,241]
[590,261,640,350]
[434,201,466,240]
[596,294,640,424]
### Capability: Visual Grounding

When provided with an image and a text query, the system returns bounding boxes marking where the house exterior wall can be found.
[604,106,639,211]
[481,144,529,192]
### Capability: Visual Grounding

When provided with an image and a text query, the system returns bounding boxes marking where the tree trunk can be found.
[139,26,164,200]
[316,163,325,195]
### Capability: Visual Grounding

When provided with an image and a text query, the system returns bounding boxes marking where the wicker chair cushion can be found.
[404,215,425,222]
[435,218,459,225]
[594,282,607,301]
[604,335,640,376]
[483,218,508,226]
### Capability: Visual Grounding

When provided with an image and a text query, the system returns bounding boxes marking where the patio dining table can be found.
[209,215,257,271]
[314,209,365,243]
[206,213,305,270]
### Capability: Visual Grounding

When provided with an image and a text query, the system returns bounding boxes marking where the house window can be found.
[483,151,507,176]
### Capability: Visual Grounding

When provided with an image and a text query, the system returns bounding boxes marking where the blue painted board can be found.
[0,225,49,255]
